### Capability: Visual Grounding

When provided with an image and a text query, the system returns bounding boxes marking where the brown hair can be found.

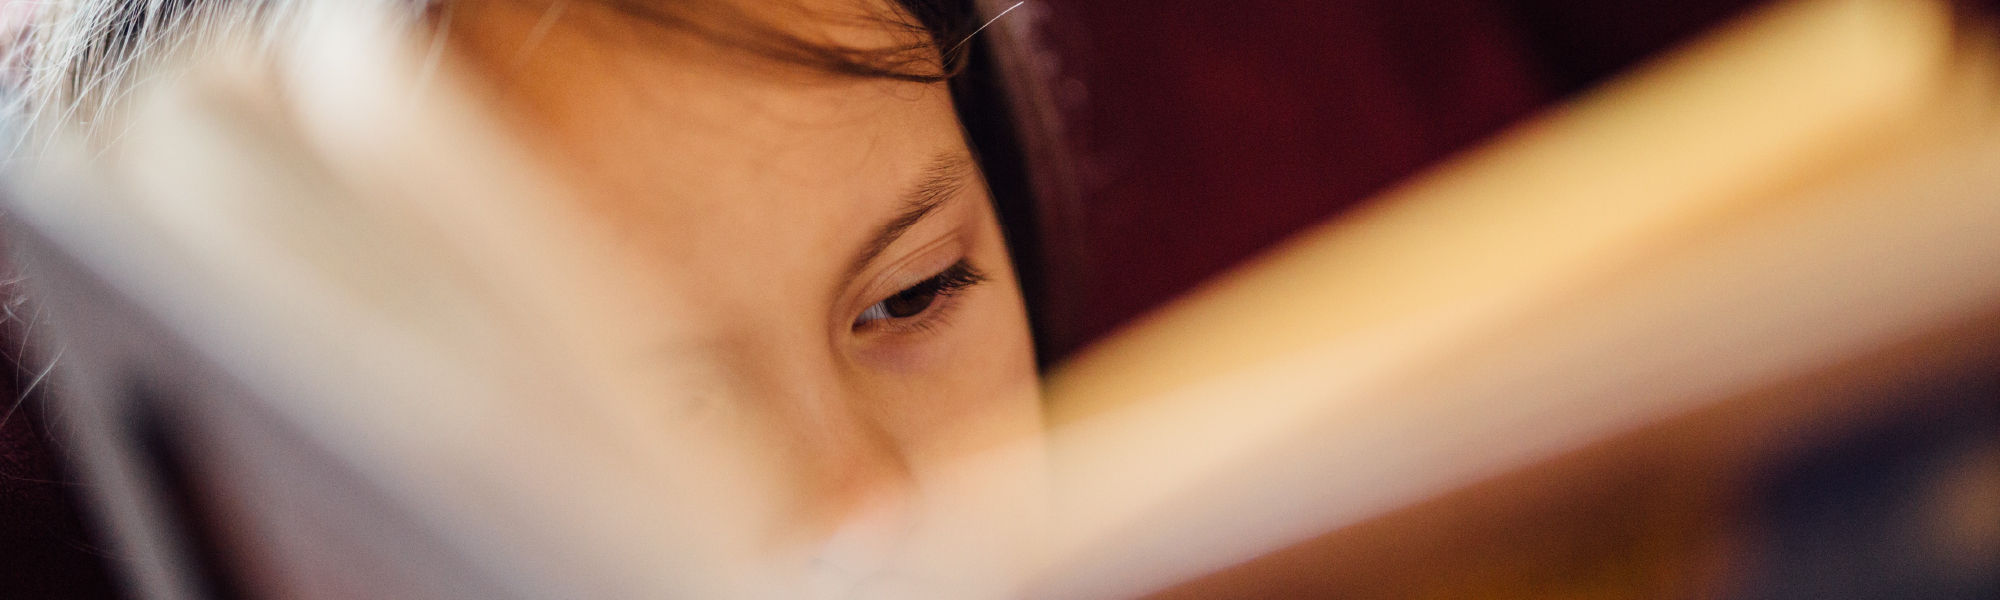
[592,0,980,82]
[0,0,987,138]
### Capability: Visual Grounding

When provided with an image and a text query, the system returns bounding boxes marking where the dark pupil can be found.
[883,285,939,318]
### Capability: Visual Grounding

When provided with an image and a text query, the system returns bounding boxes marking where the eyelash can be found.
[853,260,987,333]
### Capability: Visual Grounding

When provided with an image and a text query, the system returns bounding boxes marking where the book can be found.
[1034,0,2000,597]
[5,0,1998,598]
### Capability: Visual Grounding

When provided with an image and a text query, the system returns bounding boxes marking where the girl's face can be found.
[444,0,1041,554]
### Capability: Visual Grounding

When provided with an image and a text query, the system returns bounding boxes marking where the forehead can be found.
[449,0,968,280]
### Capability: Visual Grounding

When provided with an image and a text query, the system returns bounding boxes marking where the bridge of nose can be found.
[682,313,918,523]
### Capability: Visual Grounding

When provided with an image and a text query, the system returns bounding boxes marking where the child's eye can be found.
[854,260,986,328]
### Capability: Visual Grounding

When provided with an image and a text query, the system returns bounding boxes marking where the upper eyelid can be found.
[841,152,977,287]
[855,263,985,332]
[899,261,986,298]
[853,261,985,326]
[860,238,967,304]
[849,216,972,308]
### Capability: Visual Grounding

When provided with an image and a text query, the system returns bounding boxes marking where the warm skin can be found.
[440,0,1042,562]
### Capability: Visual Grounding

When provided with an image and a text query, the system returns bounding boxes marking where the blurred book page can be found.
[1033,0,2000,597]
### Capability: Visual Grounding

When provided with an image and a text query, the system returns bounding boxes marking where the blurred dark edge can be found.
[0,223,125,600]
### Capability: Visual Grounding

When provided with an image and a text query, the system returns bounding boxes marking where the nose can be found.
[719,336,915,540]
[784,387,914,514]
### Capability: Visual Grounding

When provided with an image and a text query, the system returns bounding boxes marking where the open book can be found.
[6,0,1999,598]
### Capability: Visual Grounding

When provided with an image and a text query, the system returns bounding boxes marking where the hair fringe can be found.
[599,0,975,84]
[0,0,979,154]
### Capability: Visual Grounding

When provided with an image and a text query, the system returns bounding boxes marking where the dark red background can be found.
[1,1,1766,597]
[1021,0,1768,360]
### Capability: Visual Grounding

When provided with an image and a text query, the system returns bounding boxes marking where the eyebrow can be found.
[844,152,975,283]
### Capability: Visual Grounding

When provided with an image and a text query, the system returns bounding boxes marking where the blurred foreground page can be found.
[1034,0,2000,597]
